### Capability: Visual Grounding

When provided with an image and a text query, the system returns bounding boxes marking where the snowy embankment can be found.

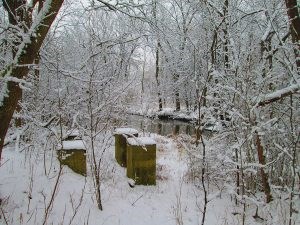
[127,107,222,132]
[0,132,295,225]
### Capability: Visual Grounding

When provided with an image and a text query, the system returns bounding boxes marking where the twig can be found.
[131,194,144,206]
[0,207,9,225]
[42,165,63,225]
[68,181,86,225]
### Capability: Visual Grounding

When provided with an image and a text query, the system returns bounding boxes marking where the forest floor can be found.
[0,131,296,225]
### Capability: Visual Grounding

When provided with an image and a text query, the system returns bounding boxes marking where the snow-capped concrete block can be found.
[126,137,156,185]
[114,127,138,167]
[57,140,86,176]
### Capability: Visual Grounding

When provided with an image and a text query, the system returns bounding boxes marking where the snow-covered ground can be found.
[0,132,297,225]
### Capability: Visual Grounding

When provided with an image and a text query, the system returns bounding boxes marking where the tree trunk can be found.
[0,78,23,158]
[175,90,181,111]
[211,30,217,65]
[255,132,273,203]
[153,0,162,111]
[155,45,163,111]
[223,0,229,69]
[235,148,240,205]
[0,0,64,160]
[285,0,300,69]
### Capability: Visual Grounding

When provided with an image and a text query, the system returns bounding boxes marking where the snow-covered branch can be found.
[257,83,300,107]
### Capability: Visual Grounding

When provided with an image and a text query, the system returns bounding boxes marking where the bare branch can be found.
[94,0,117,11]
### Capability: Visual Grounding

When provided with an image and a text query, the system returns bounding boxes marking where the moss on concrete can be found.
[127,142,156,185]
[115,132,138,167]
[57,149,86,176]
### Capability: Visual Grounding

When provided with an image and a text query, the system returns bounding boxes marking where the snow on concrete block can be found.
[60,140,86,150]
[114,128,138,167]
[65,129,80,140]
[126,137,156,185]
[126,137,156,146]
[57,140,87,176]
[114,128,139,135]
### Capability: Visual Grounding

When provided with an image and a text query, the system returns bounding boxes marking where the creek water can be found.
[123,114,197,136]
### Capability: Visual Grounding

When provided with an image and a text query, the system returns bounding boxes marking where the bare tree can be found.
[0,0,64,160]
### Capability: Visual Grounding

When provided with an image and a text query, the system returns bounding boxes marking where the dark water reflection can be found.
[124,114,197,136]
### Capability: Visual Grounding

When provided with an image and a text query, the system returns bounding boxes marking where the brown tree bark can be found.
[255,132,273,203]
[223,0,229,69]
[175,90,181,111]
[0,0,64,160]
[285,0,300,69]
[155,45,163,111]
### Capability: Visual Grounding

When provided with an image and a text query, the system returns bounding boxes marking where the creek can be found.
[124,114,201,136]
